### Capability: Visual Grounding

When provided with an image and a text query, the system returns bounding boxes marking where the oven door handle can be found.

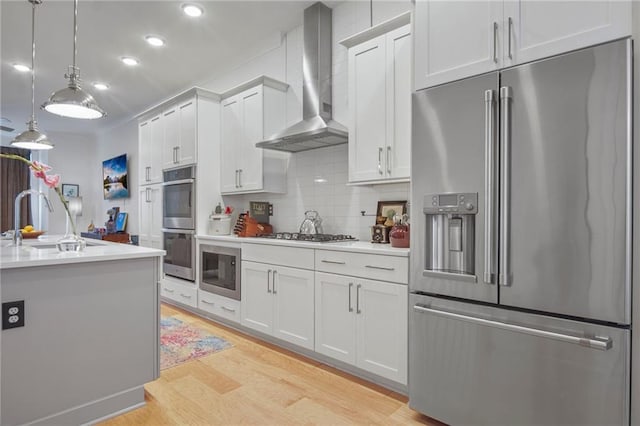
[162,178,195,186]
[162,229,195,234]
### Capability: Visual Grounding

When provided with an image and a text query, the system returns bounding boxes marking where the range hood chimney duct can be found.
[256,2,348,153]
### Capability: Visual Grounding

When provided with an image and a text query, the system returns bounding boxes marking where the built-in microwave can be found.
[199,244,241,300]
[163,166,195,230]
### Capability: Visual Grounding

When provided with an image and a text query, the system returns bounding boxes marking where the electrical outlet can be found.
[2,300,25,329]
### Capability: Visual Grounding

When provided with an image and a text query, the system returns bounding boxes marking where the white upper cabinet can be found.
[503,1,631,68]
[219,76,288,195]
[138,114,163,185]
[414,0,631,90]
[342,14,411,184]
[162,97,199,169]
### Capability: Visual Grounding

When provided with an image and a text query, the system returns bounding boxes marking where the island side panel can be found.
[1,256,160,426]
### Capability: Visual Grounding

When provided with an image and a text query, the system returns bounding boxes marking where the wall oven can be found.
[163,165,196,281]
[199,244,241,300]
[163,166,195,229]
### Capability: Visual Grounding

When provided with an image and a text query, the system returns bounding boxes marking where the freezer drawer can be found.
[409,294,629,425]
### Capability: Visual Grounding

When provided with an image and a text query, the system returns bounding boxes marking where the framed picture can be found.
[102,153,129,200]
[115,212,128,232]
[376,200,407,221]
[62,183,79,198]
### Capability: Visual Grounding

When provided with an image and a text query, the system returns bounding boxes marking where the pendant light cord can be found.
[72,0,78,70]
[30,0,36,122]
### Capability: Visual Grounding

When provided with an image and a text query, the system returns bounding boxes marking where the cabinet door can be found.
[148,115,164,183]
[356,279,408,384]
[272,265,315,350]
[314,272,357,364]
[385,25,411,180]
[504,0,631,67]
[138,121,151,185]
[348,34,387,182]
[414,0,503,90]
[138,187,151,247]
[220,97,241,193]
[239,88,264,192]
[178,99,197,166]
[241,261,273,334]
[149,185,163,249]
[162,106,179,169]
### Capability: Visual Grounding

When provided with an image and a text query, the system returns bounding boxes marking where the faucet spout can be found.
[14,189,53,246]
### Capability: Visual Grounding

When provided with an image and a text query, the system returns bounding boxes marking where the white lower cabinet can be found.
[241,261,315,350]
[315,272,408,384]
[198,291,241,324]
[161,278,197,308]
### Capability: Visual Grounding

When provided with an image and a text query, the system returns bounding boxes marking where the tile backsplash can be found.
[222,144,409,241]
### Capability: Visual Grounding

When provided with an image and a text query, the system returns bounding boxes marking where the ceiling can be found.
[1,0,325,139]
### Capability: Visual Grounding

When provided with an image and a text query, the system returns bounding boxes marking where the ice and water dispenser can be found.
[423,193,478,277]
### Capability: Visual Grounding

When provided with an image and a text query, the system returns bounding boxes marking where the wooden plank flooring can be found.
[101,303,444,426]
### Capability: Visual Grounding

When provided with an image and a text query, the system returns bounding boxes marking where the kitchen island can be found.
[0,237,164,425]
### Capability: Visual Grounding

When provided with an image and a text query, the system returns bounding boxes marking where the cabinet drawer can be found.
[315,250,408,284]
[161,278,197,307]
[198,291,241,324]
[242,243,315,270]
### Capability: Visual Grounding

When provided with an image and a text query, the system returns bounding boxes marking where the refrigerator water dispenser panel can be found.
[423,193,478,278]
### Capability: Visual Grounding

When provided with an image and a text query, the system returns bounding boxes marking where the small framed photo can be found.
[376,200,407,221]
[62,184,79,198]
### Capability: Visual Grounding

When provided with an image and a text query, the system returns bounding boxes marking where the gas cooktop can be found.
[255,233,357,243]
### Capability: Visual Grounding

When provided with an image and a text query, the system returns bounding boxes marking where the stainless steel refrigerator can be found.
[409,38,632,425]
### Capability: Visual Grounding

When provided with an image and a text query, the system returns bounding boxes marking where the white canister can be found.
[209,214,232,235]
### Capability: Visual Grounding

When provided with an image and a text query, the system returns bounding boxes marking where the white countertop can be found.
[0,235,165,270]
[196,234,410,257]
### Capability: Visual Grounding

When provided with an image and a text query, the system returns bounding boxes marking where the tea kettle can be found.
[299,210,323,235]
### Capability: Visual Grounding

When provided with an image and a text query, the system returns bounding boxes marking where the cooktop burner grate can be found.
[255,233,357,242]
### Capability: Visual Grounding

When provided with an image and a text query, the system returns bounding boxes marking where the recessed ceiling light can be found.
[182,4,203,17]
[121,57,139,66]
[13,63,30,72]
[145,35,165,47]
[93,82,109,91]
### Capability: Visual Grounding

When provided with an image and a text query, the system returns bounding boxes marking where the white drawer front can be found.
[315,250,408,284]
[242,243,315,270]
[161,279,198,307]
[198,291,241,324]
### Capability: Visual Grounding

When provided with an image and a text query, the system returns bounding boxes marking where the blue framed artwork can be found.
[102,154,129,200]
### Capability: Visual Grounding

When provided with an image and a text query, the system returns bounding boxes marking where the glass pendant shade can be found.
[11,0,54,150]
[42,0,105,120]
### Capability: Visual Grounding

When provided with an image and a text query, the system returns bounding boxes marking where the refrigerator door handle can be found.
[413,304,613,351]
[499,86,513,286]
[484,89,497,285]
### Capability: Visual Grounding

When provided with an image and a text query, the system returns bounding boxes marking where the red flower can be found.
[43,174,60,189]
[31,160,52,172]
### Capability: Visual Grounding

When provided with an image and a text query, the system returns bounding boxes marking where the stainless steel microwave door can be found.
[499,39,631,324]
[411,72,498,304]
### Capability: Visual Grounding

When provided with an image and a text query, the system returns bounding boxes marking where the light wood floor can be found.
[101,303,444,426]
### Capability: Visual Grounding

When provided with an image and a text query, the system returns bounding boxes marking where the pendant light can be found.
[41,0,105,119]
[12,0,53,150]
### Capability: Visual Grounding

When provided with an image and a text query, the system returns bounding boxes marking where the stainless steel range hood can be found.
[256,2,348,153]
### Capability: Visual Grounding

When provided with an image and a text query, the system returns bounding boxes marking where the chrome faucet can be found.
[14,189,54,246]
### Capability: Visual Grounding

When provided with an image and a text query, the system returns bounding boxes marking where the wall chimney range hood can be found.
[256,2,348,153]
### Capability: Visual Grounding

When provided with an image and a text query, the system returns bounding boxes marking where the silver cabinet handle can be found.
[163,287,174,293]
[378,147,383,175]
[348,282,354,312]
[493,22,498,64]
[173,146,179,163]
[365,265,394,271]
[267,269,272,293]
[321,259,346,265]
[201,299,214,306]
[272,270,277,294]
[146,166,150,182]
[500,86,512,286]
[484,89,497,285]
[180,293,192,299]
[413,304,612,351]
[238,169,243,187]
[146,187,151,203]
[235,170,239,188]
[386,146,392,175]
[508,17,513,59]
[356,284,362,314]
[221,306,236,313]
